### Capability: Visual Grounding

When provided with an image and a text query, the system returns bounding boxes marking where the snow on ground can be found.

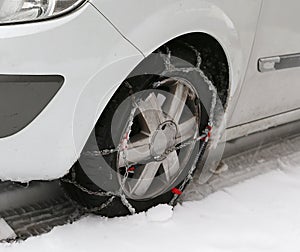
[1,140,300,252]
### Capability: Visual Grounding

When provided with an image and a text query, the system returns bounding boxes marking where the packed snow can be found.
[1,139,300,252]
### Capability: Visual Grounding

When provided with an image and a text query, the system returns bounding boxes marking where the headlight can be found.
[0,0,86,24]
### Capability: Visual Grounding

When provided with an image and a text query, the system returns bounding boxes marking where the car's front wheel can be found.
[62,41,216,217]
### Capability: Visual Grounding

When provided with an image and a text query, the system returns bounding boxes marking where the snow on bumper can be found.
[0,3,143,181]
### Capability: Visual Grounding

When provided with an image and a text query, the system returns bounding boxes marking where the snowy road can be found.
[1,136,300,252]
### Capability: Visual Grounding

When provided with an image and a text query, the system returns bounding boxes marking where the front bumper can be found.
[0,3,143,181]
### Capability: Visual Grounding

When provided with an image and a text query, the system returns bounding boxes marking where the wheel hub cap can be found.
[150,121,177,160]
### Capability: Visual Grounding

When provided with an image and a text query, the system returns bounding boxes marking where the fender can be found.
[91,0,262,125]
[73,54,143,157]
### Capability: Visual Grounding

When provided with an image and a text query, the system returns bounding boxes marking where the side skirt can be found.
[226,109,300,142]
[224,111,300,158]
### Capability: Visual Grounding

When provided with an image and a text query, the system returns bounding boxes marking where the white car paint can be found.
[230,0,300,125]
[0,3,143,181]
[90,0,262,125]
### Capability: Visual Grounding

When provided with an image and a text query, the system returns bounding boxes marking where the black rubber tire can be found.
[62,41,215,217]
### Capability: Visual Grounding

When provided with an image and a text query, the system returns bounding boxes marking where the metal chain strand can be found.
[120,96,139,187]
[62,177,134,214]
[120,194,136,215]
[87,196,116,213]
[65,46,217,215]
[62,178,118,197]
[158,45,217,206]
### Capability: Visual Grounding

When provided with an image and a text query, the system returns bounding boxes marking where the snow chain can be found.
[62,45,218,215]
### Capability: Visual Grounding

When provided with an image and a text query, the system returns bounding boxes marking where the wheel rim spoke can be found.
[164,82,189,123]
[119,142,151,167]
[176,116,197,144]
[127,134,150,149]
[162,151,180,182]
[137,93,165,133]
[130,161,161,196]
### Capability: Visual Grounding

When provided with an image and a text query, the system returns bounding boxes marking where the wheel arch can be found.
[157,32,231,107]
[91,0,257,103]
[72,31,231,159]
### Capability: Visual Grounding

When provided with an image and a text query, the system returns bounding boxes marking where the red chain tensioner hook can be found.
[127,166,135,174]
[171,187,183,195]
[200,124,213,142]
[207,124,213,138]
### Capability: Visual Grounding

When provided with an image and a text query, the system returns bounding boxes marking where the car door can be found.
[229,0,300,126]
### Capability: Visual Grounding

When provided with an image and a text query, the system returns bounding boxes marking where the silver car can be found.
[0,0,299,216]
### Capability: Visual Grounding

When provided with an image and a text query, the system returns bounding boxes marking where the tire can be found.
[62,41,215,217]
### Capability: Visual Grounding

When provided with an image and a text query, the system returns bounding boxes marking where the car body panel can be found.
[0,3,143,181]
[91,0,262,127]
[230,0,300,125]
